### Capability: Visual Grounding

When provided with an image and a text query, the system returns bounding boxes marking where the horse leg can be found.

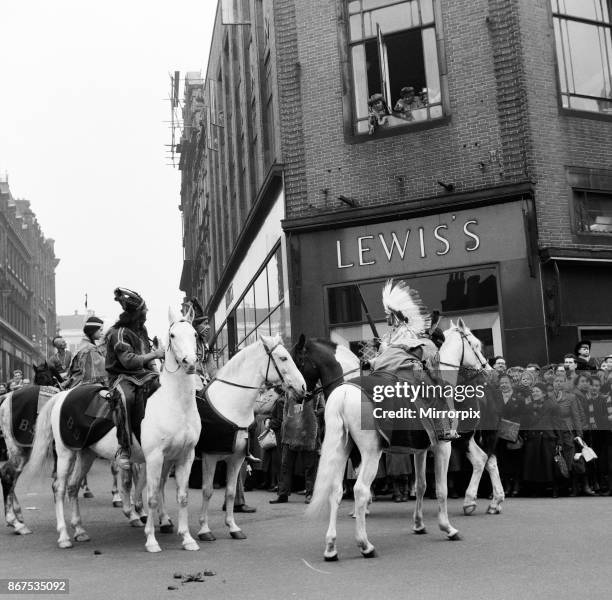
[68,450,96,542]
[118,461,143,527]
[324,442,350,561]
[353,447,380,558]
[174,452,199,551]
[53,449,77,549]
[463,436,486,515]
[412,451,427,534]
[158,461,174,533]
[130,463,147,522]
[2,455,32,535]
[224,454,247,539]
[144,451,163,552]
[110,460,122,507]
[485,454,504,514]
[197,454,217,541]
[433,441,460,540]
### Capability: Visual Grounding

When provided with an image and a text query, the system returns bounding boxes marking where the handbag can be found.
[581,445,598,463]
[506,435,523,450]
[498,418,520,443]
[553,448,569,479]
[257,428,277,450]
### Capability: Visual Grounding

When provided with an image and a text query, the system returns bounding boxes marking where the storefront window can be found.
[328,267,501,359]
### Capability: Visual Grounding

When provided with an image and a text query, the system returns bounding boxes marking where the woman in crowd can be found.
[522,383,561,497]
[497,373,525,496]
[553,373,591,496]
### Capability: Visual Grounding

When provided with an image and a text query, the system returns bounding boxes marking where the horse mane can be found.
[308,338,337,352]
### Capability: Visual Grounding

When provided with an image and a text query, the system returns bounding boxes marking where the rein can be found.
[307,366,362,398]
[437,332,488,375]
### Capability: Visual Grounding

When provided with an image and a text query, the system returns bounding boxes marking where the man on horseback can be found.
[370,280,458,441]
[106,288,164,470]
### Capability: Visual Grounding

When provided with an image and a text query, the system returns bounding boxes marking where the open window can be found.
[348,0,444,134]
[574,190,612,234]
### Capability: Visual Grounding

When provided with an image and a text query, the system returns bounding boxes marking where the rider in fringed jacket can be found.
[106,288,164,470]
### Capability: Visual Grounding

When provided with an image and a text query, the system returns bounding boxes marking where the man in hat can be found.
[106,288,165,470]
[393,86,425,121]
[188,297,215,385]
[65,316,107,388]
[575,340,597,371]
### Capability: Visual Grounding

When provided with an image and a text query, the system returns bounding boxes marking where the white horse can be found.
[24,322,195,549]
[0,363,60,534]
[142,308,201,553]
[306,318,490,561]
[195,335,306,542]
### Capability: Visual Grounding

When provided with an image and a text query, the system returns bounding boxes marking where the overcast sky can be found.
[0,0,216,338]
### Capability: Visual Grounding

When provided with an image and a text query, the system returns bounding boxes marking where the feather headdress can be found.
[382,279,431,334]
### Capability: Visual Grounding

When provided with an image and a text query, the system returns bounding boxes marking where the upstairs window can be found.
[552,0,612,113]
[575,190,612,234]
[348,0,443,134]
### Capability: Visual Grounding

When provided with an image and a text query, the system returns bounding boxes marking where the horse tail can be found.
[25,391,61,478]
[305,387,350,518]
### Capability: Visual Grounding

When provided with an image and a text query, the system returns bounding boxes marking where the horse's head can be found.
[33,361,61,387]
[439,318,490,384]
[260,334,306,395]
[165,307,198,375]
[292,334,321,392]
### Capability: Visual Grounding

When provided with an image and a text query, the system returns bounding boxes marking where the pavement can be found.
[2,459,612,600]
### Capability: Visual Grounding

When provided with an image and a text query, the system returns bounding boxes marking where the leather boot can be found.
[392,479,402,502]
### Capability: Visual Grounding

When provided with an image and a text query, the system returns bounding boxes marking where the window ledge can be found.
[559,107,612,123]
[345,114,451,144]
[574,232,612,244]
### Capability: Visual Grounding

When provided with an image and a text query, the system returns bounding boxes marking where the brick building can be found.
[0,176,58,382]
[179,0,612,366]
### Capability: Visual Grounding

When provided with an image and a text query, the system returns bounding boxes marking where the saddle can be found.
[59,384,114,450]
[347,369,435,450]
[10,385,58,447]
[195,389,252,455]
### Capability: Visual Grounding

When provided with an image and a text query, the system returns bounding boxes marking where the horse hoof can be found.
[486,506,501,515]
[413,527,427,535]
[361,548,377,559]
[463,504,477,516]
[112,501,123,508]
[130,519,145,528]
[159,524,174,534]
[146,543,162,553]
[74,532,91,542]
[198,532,216,542]
[14,525,33,536]
[230,530,247,540]
[58,540,73,549]
[183,541,200,551]
[448,532,461,541]
[324,553,339,562]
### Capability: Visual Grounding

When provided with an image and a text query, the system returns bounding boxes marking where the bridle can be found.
[437,331,489,378]
[213,339,289,391]
[163,320,193,374]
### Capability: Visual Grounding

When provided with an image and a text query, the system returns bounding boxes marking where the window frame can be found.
[342,0,449,141]
[551,0,612,120]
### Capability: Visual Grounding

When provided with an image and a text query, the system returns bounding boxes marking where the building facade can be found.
[180,0,612,367]
[0,176,58,382]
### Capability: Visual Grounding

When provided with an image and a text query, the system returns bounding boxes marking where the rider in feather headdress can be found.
[370,280,457,441]
[370,280,437,372]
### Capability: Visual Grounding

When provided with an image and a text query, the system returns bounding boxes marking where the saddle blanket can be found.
[59,384,114,450]
[195,389,252,455]
[10,385,58,447]
[347,369,437,450]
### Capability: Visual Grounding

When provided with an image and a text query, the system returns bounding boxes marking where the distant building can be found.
[57,310,107,356]
[0,175,58,382]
